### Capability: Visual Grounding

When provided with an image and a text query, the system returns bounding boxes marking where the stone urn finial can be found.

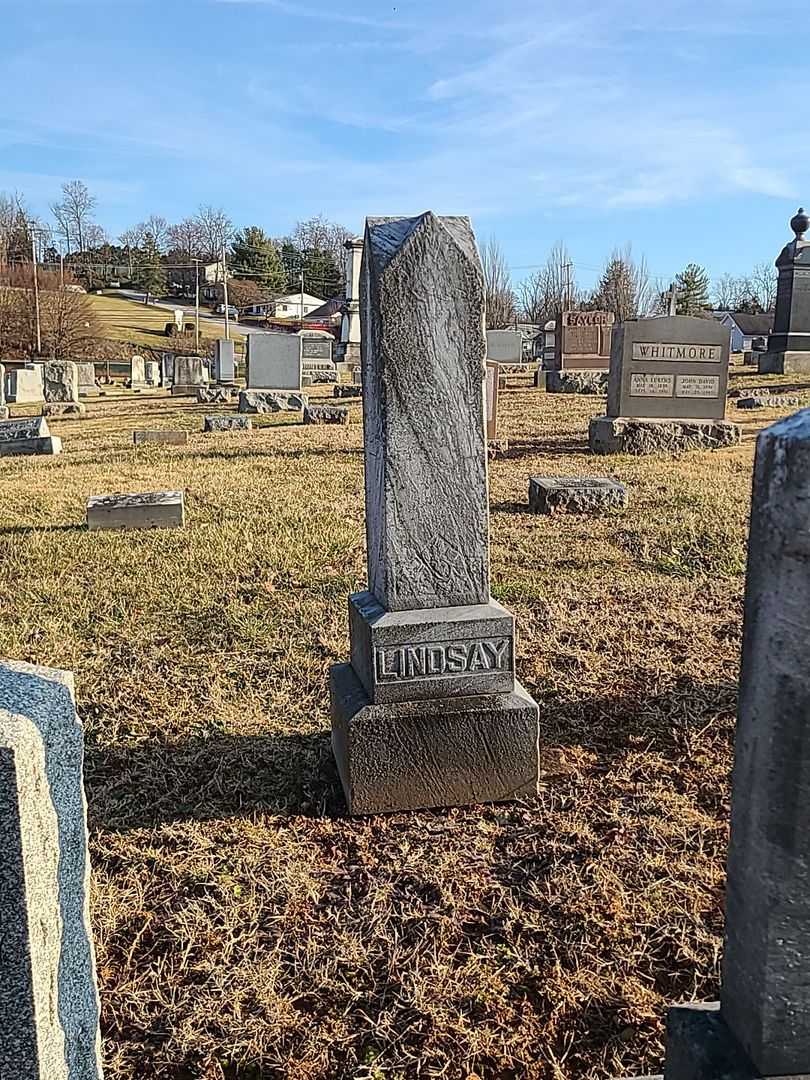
[791,207,809,240]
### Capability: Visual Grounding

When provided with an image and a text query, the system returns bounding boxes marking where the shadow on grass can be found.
[499,436,590,460]
[490,500,529,514]
[0,523,83,537]
[86,730,345,831]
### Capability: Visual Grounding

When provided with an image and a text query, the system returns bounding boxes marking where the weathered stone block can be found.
[132,430,188,446]
[528,476,628,514]
[589,415,741,455]
[75,362,98,398]
[42,361,79,404]
[735,394,801,410]
[238,390,307,413]
[361,213,489,611]
[758,350,810,375]
[0,416,62,457]
[43,402,86,417]
[86,490,185,531]
[203,415,252,432]
[348,591,515,705]
[330,662,539,815]
[0,659,103,1080]
[197,386,236,404]
[303,405,349,425]
[333,384,362,399]
[547,370,608,394]
[170,355,208,396]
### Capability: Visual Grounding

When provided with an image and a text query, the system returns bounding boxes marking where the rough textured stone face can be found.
[721,408,810,1075]
[86,490,185,531]
[735,394,801,410]
[197,386,236,405]
[589,415,741,455]
[303,405,349,425]
[546,370,608,395]
[362,213,489,611]
[43,402,85,417]
[331,663,539,814]
[238,390,307,414]
[528,476,627,514]
[334,384,362,399]
[0,660,103,1080]
[42,361,79,404]
[203,415,251,432]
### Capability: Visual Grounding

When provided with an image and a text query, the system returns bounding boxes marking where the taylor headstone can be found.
[329,212,540,814]
[662,408,810,1078]
[0,659,104,1080]
[553,310,614,371]
[760,208,810,374]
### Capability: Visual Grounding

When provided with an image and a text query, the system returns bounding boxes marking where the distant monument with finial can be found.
[760,207,810,374]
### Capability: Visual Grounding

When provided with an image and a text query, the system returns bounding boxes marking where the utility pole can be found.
[562,262,574,311]
[300,270,305,328]
[222,248,230,341]
[31,225,42,357]
[193,258,200,351]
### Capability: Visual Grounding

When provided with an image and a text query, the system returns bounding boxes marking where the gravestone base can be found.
[171,383,206,397]
[0,435,61,457]
[303,405,349,425]
[348,592,515,705]
[589,416,741,455]
[0,406,8,420]
[42,402,85,417]
[330,662,539,815]
[663,1003,761,1079]
[197,386,237,405]
[529,476,628,514]
[203,415,252,433]
[758,350,810,375]
[488,438,509,458]
[334,384,362,399]
[547,370,609,394]
[238,390,307,413]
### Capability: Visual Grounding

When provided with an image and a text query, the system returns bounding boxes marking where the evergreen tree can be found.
[230,226,286,293]
[674,263,711,316]
[592,255,635,322]
[132,232,166,302]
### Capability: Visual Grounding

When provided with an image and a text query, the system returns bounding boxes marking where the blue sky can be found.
[0,0,805,291]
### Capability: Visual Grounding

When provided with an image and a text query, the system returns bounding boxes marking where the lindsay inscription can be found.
[376,637,511,682]
[631,343,722,362]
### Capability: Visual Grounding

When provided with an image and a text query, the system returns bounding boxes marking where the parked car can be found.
[215,304,239,320]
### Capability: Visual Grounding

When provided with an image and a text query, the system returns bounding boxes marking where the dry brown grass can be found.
[88,293,245,351]
[0,366,806,1079]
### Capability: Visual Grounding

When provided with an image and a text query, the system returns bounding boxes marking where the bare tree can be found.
[51,180,96,254]
[194,205,233,269]
[751,261,777,312]
[0,192,33,268]
[167,217,205,260]
[291,214,353,270]
[591,245,655,322]
[518,241,579,325]
[480,237,517,329]
[141,214,169,253]
[0,263,101,360]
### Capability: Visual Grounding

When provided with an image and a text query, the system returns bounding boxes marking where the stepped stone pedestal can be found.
[330,213,540,814]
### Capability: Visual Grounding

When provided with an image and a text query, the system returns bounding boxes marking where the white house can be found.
[717,312,773,353]
[267,292,325,320]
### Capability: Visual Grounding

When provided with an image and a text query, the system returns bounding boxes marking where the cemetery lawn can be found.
[0,369,805,1079]
[89,292,246,351]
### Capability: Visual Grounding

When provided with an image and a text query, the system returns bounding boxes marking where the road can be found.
[116,289,273,337]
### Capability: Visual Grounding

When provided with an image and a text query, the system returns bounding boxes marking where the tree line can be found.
[481,239,778,329]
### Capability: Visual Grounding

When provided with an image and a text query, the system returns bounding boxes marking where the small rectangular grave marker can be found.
[303,405,349,425]
[528,476,627,514]
[0,416,62,457]
[87,490,185,531]
[133,430,188,446]
[203,415,252,432]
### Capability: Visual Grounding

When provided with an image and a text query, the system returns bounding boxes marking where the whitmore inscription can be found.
[630,373,675,397]
[631,343,722,362]
[376,637,511,682]
[676,374,721,398]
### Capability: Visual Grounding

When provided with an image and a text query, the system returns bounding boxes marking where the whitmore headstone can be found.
[662,408,810,1079]
[590,315,740,454]
[0,659,104,1080]
[330,212,540,815]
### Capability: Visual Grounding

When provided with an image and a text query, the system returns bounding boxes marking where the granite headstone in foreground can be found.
[86,490,185,531]
[0,660,103,1080]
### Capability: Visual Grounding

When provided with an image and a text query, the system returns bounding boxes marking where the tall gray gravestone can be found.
[760,208,810,374]
[329,212,540,815]
[0,362,7,419]
[0,660,103,1080]
[662,408,810,1078]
